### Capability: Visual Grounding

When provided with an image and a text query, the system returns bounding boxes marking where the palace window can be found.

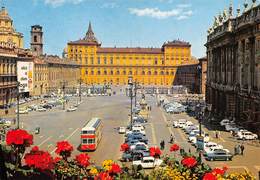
[129,71,132,75]
[116,70,120,75]
[166,71,169,75]
[154,58,158,65]
[148,71,151,75]
[110,70,113,75]
[160,71,164,75]
[171,71,174,75]
[104,57,107,64]
[142,71,145,75]
[85,70,88,75]
[91,57,94,64]
[97,70,101,75]
[104,70,107,75]
[123,70,126,75]
[110,57,113,64]
[85,57,88,64]
[91,70,94,75]
[97,57,100,64]
[154,71,158,75]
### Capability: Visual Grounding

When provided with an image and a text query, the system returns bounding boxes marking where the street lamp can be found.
[78,78,83,102]
[128,76,133,129]
[16,82,21,129]
[60,80,67,110]
[134,81,139,107]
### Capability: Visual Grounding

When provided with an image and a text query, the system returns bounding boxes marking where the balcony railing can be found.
[0,73,16,77]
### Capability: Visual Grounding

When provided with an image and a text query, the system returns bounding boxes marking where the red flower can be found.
[149,147,162,157]
[170,144,180,152]
[24,148,54,170]
[94,172,113,180]
[181,157,197,168]
[203,173,217,180]
[32,146,39,152]
[53,157,62,163]
[110,163,121,174]
[75,153,90,167]
[6,129,33,146]
[120,143,129,152]
[55,141,73,156]
[223,166,228,172]
[212,167,226,176]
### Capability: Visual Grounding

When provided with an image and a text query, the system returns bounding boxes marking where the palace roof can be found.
[97,47,163,54]
[162,40,191,47]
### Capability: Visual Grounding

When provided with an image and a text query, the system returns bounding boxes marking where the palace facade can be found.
[206,1,260,134]
[66,23,192,86]
[0,7,23,48]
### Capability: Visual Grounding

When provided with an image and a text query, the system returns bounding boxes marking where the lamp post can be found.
[134,81,139,107]
[16,82,20,129]
[60,80,67,110]
[128,76,133,129]
[78,78,82,102]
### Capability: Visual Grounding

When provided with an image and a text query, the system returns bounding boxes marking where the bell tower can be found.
[30,25,43,56]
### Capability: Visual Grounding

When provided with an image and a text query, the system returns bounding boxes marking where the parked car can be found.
[130,142,148,151]
[118,127,126,134]
[204,147,230,156]
[220,119,234,126]
[37,107,47,112]
[237,131,258,140]
[225,124,239,132]
[66,106,77,112]
[206,149,233,161]
[126,129,146,136]
[15,108,29,114]
[203,142,223,153]
[121,152,133,162]
[133,157,163,169]
[42,104,53,109]
[125,136,148,144]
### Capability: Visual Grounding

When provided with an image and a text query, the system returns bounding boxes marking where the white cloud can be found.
[128,8,181,19]
[177,4,192,8]
[43,0,86,7]
[101,2,118,9]
[129,7,193,20]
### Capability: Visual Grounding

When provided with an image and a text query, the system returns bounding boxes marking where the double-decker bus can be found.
[80,118,102,151]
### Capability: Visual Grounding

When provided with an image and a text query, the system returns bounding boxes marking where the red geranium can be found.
[170,144,180,152]
[149,147,162,157]
[55,141,73,157]
[24,146,54,170]
[181,157,197,168]
[94,172,113,180]
[110,163,121,174]
[203,173,217,180]
[53,157,62,163]
[6,129,33,146]
[120,143,129,152]
[75,153,90,167]
[212,167,226,176]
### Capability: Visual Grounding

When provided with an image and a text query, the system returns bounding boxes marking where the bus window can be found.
[82,139,88,144]
[82,130,95,134]
[88,139,95,144]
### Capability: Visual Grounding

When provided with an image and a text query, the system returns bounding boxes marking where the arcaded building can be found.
[206,2,260,134]
[66,23,192,86]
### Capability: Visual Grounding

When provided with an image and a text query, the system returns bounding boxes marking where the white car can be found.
[132,124,145,131]
[118,127,126,134]
[205,147,230,156]
[189,133,210,145]
[220,119,233,126]
[126,129,146,135]
[173,121,180,128]
[133,157,163,169]
[203,142,223,153]
[237,131,258,140]
[130,142,148,150]
[182,121,194,130]
[37,107,47,112]
[15,109,29,114]
[66,106,77,112]
[225,124,239,132]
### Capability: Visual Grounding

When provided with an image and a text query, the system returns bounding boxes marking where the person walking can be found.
[160,140,165,150]
[170,134,174,144]
[240,144,245,155]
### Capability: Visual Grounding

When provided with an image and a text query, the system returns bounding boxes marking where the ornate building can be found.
[206,1,260,134]
[31,25,43,56]
[0,7,23,48]
[66,23,192,86]
[0,42,17,112]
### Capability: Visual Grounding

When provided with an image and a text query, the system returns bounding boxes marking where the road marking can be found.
[38,136,52,147]
[150,123,157,145]
[47,144,53,148]
[227,166,249,171]
[254,166,260,170]
[51,128,79,154]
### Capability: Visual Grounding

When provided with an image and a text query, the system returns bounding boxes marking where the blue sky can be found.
[4,0,255,58]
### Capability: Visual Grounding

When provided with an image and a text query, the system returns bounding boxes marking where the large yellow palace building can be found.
[0,7,23,48]
[66,23,192,86]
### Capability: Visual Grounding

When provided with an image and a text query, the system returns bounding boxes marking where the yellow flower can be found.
[89,167,98,175]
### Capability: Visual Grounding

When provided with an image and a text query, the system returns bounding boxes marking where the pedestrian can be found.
[240,144,245,155]
[150,105,152,111]
[215,130,219,139]
[160,140,165,150]
[170,134,174,144]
